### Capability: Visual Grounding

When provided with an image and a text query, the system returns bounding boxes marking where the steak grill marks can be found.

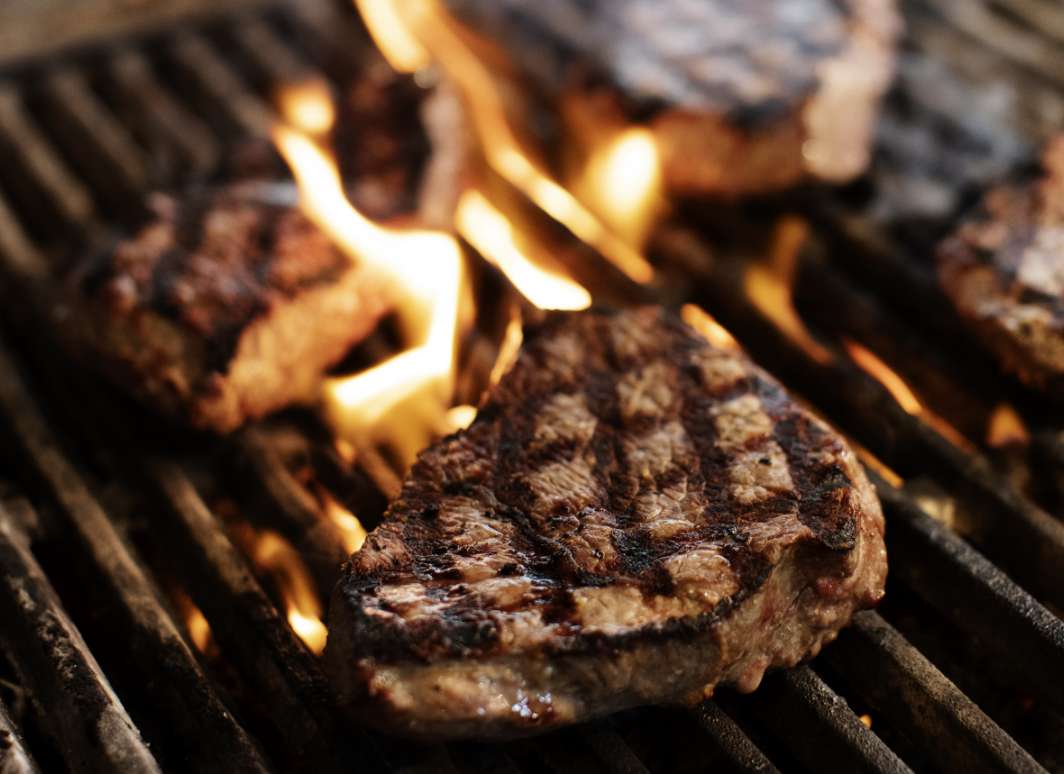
[340,308,868,664]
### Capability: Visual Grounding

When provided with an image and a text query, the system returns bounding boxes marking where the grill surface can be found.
[0,1,1061,773]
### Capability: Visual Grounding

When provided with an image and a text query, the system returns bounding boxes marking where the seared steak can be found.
[937,136,1064,396]
[440,0,899,196]
[55,184,391,432]
[327,307,886,738]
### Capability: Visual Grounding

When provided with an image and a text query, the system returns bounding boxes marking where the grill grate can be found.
[0,1,1060,772]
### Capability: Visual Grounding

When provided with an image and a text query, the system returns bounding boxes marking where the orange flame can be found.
[250,530,328,655]
[681,304,740,352]
[572,127,665,250]
[321,492,368,554]
[456,189,591,311]
[744,217,834,365]
[986,403,1030,448]
[359,0,655,284]
[490,312,524,387]
[173,589,215,656]
[274,83,468,469]
[844,339,973,451]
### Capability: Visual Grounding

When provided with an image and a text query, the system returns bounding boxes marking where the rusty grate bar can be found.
[869,470,1064,713]
[692,702,779,774]
[0,343,273,773]
[824,611,1047,774]
[0,504,161,774]
[0,647,39,774]
[731,665,911,773]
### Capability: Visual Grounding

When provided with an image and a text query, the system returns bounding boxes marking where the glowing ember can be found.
[681,303,740,352]
[250,529,328,654]
[986,403,1030,448]
[456,190,591,311]
[361,0,655,284]
[321,492,368,554]
[744,217,834,365]
[274,84,468,469]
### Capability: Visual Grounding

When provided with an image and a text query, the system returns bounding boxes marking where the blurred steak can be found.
[937,136,1064,396]
[442,0,900,196]
[327,307,886,739]
[56,184,391,432]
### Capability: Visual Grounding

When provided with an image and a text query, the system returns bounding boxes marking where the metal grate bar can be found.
[0,84,95,229]
[824,611,1048,774]
[144,460,377,774]
[167,33,275,138]
[42,68,149,196]
[107,48,221,179]
[692,702,780,773]
[233,428,351,595]
[0,505,162,774]
[232,17,317,86]
[0,687,39,774]
[869,470,1064,713]
[0,342,273,774]
[737,665,912,773]
[0,194,46,279]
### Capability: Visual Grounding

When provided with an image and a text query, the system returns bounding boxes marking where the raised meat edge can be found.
[53,187,393,432]
[936,135,1064,395]
[443,0,899,196]
[325,308,886,739]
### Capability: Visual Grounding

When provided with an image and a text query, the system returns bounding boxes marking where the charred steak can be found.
[440,0,900,196]
[327,307,887,738]
[937,136,1064,396]
[55,184,391,432]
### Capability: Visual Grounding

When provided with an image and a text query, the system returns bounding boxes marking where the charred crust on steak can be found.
[937,136,1064,396]
[327,307,887,736]
[56,183,391,432]
[441,0,900,195]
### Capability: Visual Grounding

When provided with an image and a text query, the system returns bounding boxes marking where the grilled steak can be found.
[440,0,900,196]
[55,184,391,432]
[937,136,1064,395]
[327,306,887,739]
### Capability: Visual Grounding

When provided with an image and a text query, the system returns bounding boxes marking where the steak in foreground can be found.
[327,307,887,738]
[937,136,1064,396]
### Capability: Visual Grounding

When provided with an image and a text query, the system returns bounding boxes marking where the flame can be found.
[456,190,591,310]
[844,339,973,451]
[744,217,834,365]
[361,0,654,284]
[986,403,1029,448]
[860,714,873,729]
[277,78,335,136]
[172,589,215,656]
[354,0,430,72]
[249,530,328,655]
[321,492,368,554]
[446,404,478,431]
[573,128,665,250]
[681,304,740,352]
[844,340,922,415]
[490,313,524,386]
[274,84,468,469]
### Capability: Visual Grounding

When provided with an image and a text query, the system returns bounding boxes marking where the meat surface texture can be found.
[441,0,900,196]
[327,307,887,739]
[55,184,391,432]
[937,136,1064,396]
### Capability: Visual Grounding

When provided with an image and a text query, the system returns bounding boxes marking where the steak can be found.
[937,136,1064,396]
[326,306,887,739]
[55,183,391,432]
[439,0,900,196]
